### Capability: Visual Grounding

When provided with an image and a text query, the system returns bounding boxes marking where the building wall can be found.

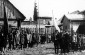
[62,16,70,32]
[37,18,51,25]
[62,17,84,33]
[0,0,25,28]
[37,18,52,34]
[0,0,4,18]
[0,0,17,27]
[0,0,17,19]
[21,17,52,35]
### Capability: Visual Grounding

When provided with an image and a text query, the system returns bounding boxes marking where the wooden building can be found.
[38,17,52,35]
[59,12,85,34]
[0,0,25,28]
[21,17,52,34]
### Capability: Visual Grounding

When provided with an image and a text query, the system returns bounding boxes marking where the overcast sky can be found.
[9,0,85,20]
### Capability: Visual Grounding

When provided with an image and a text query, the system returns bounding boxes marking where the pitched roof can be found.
[79,10,85,15]
[65,14,84,20]
[70,10,80,14]
[2,0,26,20]
[58,15,67,23]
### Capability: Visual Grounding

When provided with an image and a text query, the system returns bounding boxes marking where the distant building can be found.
[37,17,52,25]
[59,12,85,34]
[37,17,52,34]
[0,0,25,28]
[21,17,52,34]
[21,21,36,33]
[22,2,53,35]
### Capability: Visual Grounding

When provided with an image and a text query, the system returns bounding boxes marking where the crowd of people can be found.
[0,27,85,54]
[53,30,85,54]
[0,27,52,52]
[0,28,41,52]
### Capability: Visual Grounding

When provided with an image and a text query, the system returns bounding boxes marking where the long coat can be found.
[20,33,25,45]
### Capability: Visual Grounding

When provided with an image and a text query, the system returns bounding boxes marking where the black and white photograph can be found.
[0,0,85,55]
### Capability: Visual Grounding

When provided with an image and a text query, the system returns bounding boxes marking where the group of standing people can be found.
[53,30,85,54]
[1,27,85,54]
[0,28,39,52]
[53,30,71,54]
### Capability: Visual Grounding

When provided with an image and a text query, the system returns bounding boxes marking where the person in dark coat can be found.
[54,30,60,54]
[63,32,70,53]
[0,31,4,51]
[1,28,7,51]
[12,30,16,49]
[24,31,28,48]
[20,31,25,49]
[40,34,46,44]
[8,32,13,50]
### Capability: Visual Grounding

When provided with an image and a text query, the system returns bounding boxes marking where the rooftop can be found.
[65,14,84,20]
